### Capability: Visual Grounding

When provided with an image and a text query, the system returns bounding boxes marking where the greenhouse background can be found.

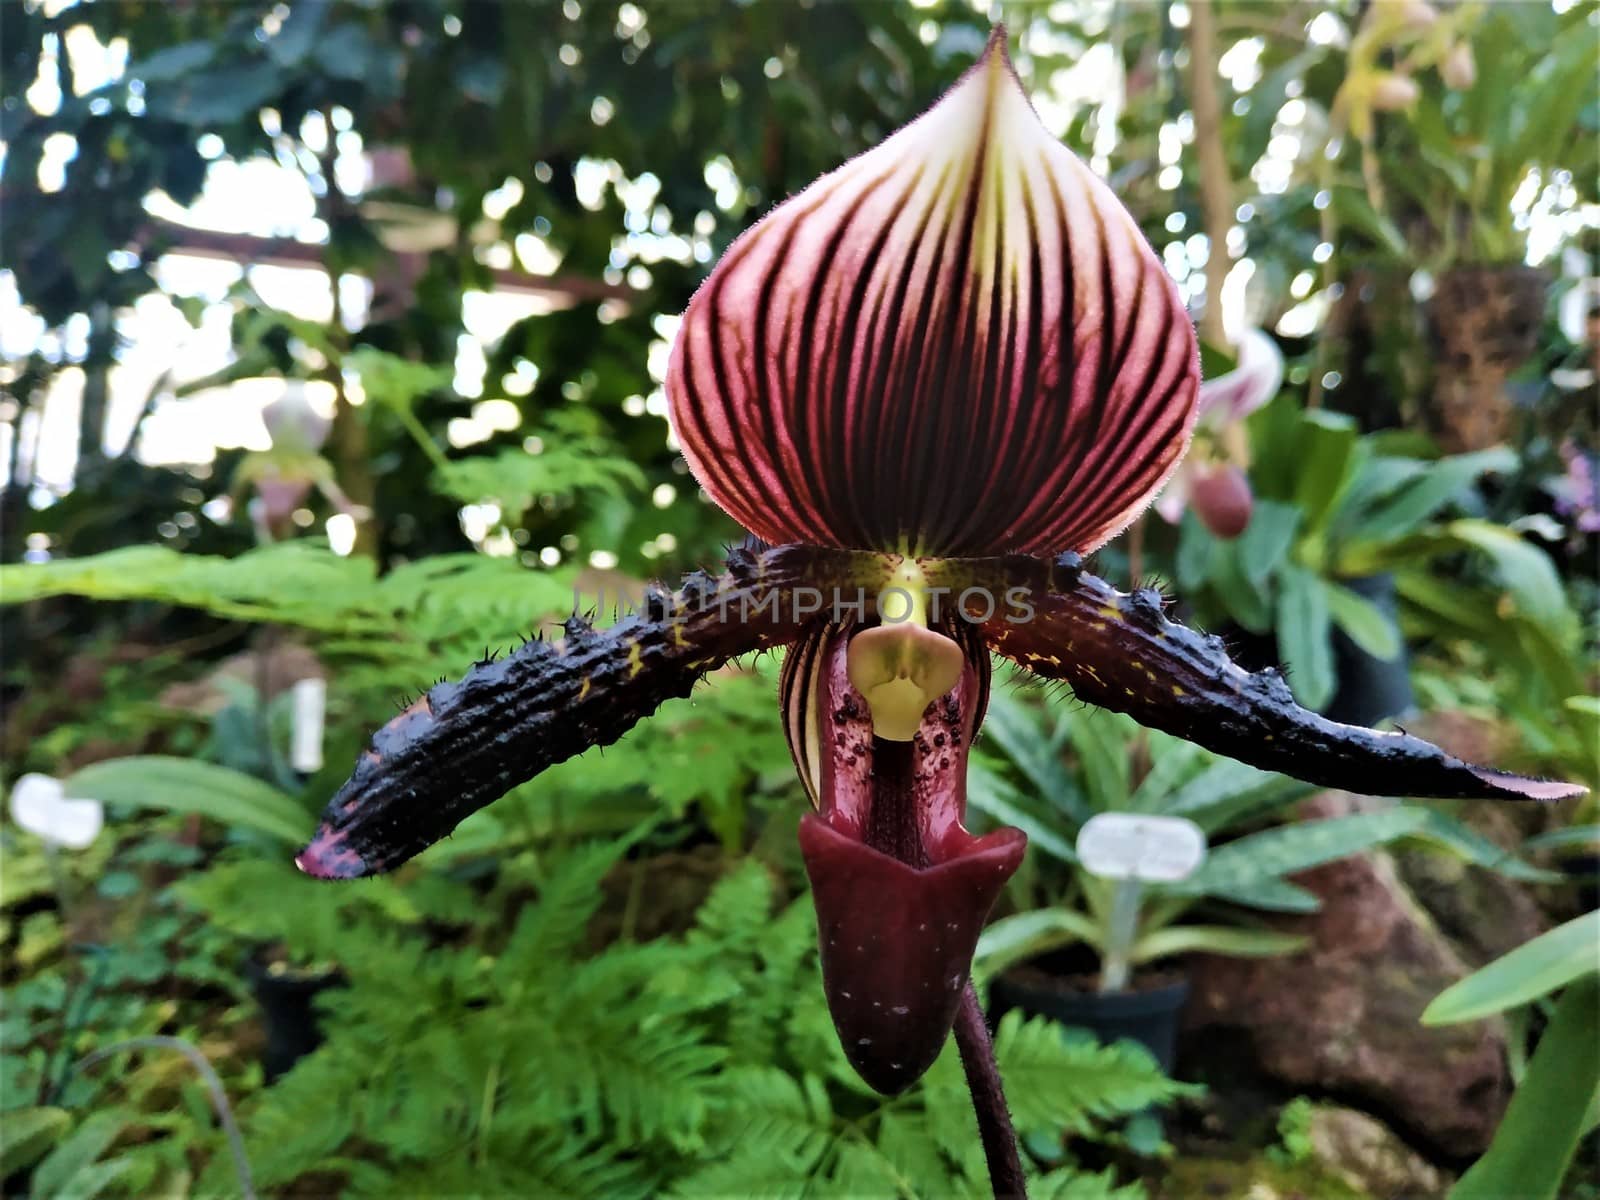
[1,1,1597,1197]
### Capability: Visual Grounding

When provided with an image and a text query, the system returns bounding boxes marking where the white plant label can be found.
[1076,813,1207,883]
[290,678,327,774]
[9,773,104,850]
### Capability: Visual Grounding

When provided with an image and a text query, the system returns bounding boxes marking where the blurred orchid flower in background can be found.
[9,773,104,850]
[233,385,368,542]
[1552,441,1600,535]
[299,30,1583,1102]
[1155,328,1284,538]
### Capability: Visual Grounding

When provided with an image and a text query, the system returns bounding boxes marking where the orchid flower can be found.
[299,34,1582,1104]
[1154,327,1283,538]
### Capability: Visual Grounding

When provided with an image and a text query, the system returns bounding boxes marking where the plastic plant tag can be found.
[290,678,327,774]
[1076,812,1207,883]
[9,772,104,850]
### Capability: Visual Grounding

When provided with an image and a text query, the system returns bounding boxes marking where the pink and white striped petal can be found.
[668,29,1199,557]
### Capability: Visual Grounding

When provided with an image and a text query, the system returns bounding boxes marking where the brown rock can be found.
[1183,793,1510,1161]
[1307,1104,1448,1198]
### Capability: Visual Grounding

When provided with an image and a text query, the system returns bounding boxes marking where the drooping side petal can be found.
[298,546,882,879]
[668,29,1198,557]
[966,555,1587,803]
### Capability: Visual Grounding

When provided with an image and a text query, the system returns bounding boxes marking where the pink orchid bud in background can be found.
[1440,42,1476,90]
[1370,72,1421,111]
[1197,329,1285,428]
[1190,463,1255,539]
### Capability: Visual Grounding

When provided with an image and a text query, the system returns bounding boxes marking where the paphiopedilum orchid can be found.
[299,33,1582,1109]
[1153,327,1283,538]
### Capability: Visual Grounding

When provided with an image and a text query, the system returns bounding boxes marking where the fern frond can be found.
[992,1012,1192,1134]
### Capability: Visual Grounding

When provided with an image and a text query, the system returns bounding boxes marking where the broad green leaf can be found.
[1323,580,1402,662]
[30,1112,128,1200]
[1276,564,1334,710]
[1422,912,1600,1026]
[1523,825,1600,854]
[1444,520,1574,634]
[965,764,1079,862]
[0,1107,71,1176]
[1182,775,1318,838]
[1175,510,1218,595]
[1237,500,1301,588]
[1211,541,1274,633]
[1125,736,1208,814]
[127,42,216,83]
[1449,974,1600,1200]
[976,909,1102,976]
[1330,187,1407,259]
[1344,448,1515,545]
[982,694,1092,826]
[1294,410,1364,539]
[1174,809,1431,900]
[65,757,310,845]
[1162,758,1277,820]
[1401,810,1560,884]
[1202,875,1322,913]
[1063,707,1135,813]
[1130,925,1307,965]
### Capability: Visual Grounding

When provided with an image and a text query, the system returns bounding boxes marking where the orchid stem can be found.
[954,985,1027,1200]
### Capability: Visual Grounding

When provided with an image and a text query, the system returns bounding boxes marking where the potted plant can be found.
[1164,392,1573,724]
[1330,2,1595,450]
[967,690,1554,1071]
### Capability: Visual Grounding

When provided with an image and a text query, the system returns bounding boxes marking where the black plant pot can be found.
[990,971,1190,1073]
[1323,573,1414,728]
[244,956,345,1082]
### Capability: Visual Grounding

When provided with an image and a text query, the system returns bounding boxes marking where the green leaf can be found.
[1323,581,1402,662]
[1130,925,1307,965]
[1443,520,1574,634]
[1237,500,1300,588]
[64,757,310,844]
[1276,564,1334,710]
[1423,912,1600,1026]
[965,764,1079,863]
[1449,974,1600,1200]
[1330,188,1408,259]
[1125,736,1207,814]
[1202,875,1322,913]
[1523,825,1600,854]
[1063,707,1135,813]
[1401,810,1561,884]
[1211,541,1273,633]
[1343,448,1515,545]
[1175,808,1431,902]
[0,1107,72,1176]
[982,694,1093,827]
[31,1112,128,1200]
[975,909,1102,977]
[992,1012,1193,1134]
[1175,511,1217,594]
[126,42,216,83]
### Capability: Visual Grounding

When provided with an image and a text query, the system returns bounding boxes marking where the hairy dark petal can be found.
[971,555,1586,803]
[299,546,888,879]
